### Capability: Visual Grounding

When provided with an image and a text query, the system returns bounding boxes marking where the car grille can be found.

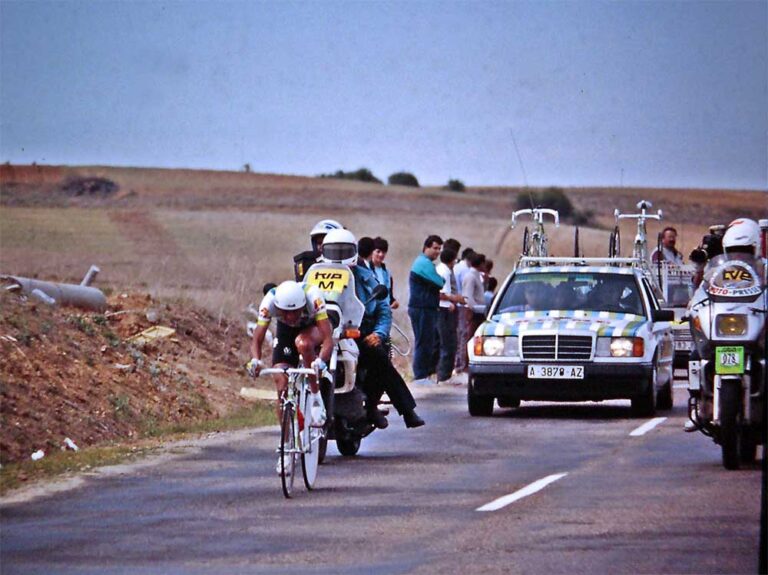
[522,334,593,361]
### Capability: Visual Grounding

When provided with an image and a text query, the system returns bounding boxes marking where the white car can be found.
[468,258,675,417]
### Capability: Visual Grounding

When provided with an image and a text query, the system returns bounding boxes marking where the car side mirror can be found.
[653,309,675,322]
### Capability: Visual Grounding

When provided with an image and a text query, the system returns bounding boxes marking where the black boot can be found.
[403,409,425,428]
[367,409,389,429]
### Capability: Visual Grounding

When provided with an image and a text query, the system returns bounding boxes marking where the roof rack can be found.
[517,256,643,268]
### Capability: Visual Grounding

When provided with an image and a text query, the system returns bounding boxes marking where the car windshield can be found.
[495,272,645,316]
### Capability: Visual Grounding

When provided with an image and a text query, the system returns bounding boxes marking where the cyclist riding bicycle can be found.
[247,280,334,472]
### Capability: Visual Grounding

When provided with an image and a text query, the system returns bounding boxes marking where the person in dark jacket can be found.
[408,235,445,383]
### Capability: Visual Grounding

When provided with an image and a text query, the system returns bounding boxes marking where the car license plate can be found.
[715,346,744,375]
[527,365,584,379]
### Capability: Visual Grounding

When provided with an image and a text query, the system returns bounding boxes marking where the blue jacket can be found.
[352,262,392,338]
[408,253,444,309]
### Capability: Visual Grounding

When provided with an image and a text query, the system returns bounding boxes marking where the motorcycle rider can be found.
[321,229,425,429]
[247,280,334,471]
[294,219,344,281]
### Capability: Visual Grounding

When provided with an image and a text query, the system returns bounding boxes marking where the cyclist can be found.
[247,280,334,472]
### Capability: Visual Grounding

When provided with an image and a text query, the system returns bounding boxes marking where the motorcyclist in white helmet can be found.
[247,280,334,473]
[293,219,344,281]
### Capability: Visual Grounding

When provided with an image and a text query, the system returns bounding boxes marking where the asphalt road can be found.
[1,384,764,575]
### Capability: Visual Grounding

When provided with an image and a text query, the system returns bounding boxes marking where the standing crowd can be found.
[406,235,496,385]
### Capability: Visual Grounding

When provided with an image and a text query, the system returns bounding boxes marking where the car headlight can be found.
[473,336,519,357]
[608,337,644,358]
[716,314,747,336]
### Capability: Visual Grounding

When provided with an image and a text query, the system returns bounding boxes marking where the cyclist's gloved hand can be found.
[311,358,327,373]
[246,358,263,378]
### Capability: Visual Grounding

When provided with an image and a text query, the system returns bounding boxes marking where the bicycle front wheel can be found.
[280,404,297,498]
[301,394,320,490]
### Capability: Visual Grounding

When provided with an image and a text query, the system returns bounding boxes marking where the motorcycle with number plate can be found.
[687,253,766,469]
[303,262,382,458]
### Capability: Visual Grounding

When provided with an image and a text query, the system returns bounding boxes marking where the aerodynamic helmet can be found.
[722,218,759,254]
[310,219,343,255]
[321,229,358,266]
[273,281,307,311]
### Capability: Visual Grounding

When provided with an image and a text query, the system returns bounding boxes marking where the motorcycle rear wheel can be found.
[336,437,361,456]
[719,380,741,470]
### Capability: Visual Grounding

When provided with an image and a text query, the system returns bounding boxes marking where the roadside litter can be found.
[127,325,176,346]
[2,264,107,311]
[30,450,44,461]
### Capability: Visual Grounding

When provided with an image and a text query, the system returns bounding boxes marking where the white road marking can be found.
[476,473,568,512]
[629,416,667,437]
[673,383,688,389]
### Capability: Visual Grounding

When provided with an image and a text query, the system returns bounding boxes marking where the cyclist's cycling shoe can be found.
[367,409,389,429]
[276,454,292,476]
[403,409,425,428]
[310,400,327,428]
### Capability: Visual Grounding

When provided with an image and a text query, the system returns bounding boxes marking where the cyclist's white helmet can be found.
[310,219,343,254]
[321,229,357,265]
[273,281,306,311]
[723,218,760,254]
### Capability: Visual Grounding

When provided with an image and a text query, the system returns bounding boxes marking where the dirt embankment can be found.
[0,289,250,464]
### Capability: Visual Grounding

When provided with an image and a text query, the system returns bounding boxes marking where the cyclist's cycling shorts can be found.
[272,320,316,366]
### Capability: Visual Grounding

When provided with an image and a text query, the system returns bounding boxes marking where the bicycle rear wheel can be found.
[280,404,297,498]
[301,391,320,490]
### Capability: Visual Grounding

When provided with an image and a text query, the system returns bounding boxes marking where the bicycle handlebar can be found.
[259,367,316,377]
[511,208,560,229]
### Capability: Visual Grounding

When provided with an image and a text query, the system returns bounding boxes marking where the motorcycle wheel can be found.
[739,433,757,464]
[336,436,361,456]
[720,380,741,470]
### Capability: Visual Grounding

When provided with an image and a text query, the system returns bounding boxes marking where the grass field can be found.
[2,164,765,325]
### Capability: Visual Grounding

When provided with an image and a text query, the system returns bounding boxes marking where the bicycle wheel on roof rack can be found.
[609,225,621,258]
[522,226,530,256]
[574,226,580,257]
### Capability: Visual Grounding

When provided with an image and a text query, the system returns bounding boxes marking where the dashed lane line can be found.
[476,473,569,512]
[629,416,668,437]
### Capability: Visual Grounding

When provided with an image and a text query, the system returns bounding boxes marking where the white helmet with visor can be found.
[723,218,760,254]
[321,229,358,266]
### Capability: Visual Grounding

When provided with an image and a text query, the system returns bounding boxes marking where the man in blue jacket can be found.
[408,235,445,384]
[329,232,424,428]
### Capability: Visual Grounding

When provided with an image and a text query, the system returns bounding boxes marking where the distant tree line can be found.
[515,187,594,225]
[319,167,469,192]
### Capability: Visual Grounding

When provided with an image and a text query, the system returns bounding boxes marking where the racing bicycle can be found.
[260,366,322,498]
[511,207,560,258]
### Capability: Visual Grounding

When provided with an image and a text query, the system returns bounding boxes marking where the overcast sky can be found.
[1,0,766,190]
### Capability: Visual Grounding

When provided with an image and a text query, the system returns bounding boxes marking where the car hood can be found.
[479,310,649,337]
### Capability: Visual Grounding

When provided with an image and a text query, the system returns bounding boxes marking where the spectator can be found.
[484,276,498,310]
[435,248,464,384]
[651,227,684,265]
[458,252,487,371]
[444,238,462,255]
[408,235,445,384]
[371,236,399,309]
[454,247,476,374]
[357,236,375,269]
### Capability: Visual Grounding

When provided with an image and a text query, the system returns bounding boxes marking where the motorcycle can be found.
[687,252,766,469]
[303,261,388,459]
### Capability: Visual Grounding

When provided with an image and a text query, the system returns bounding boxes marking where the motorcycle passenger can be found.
[293,219,344,281]
[247,280,334,470]
[321,230,426,429]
